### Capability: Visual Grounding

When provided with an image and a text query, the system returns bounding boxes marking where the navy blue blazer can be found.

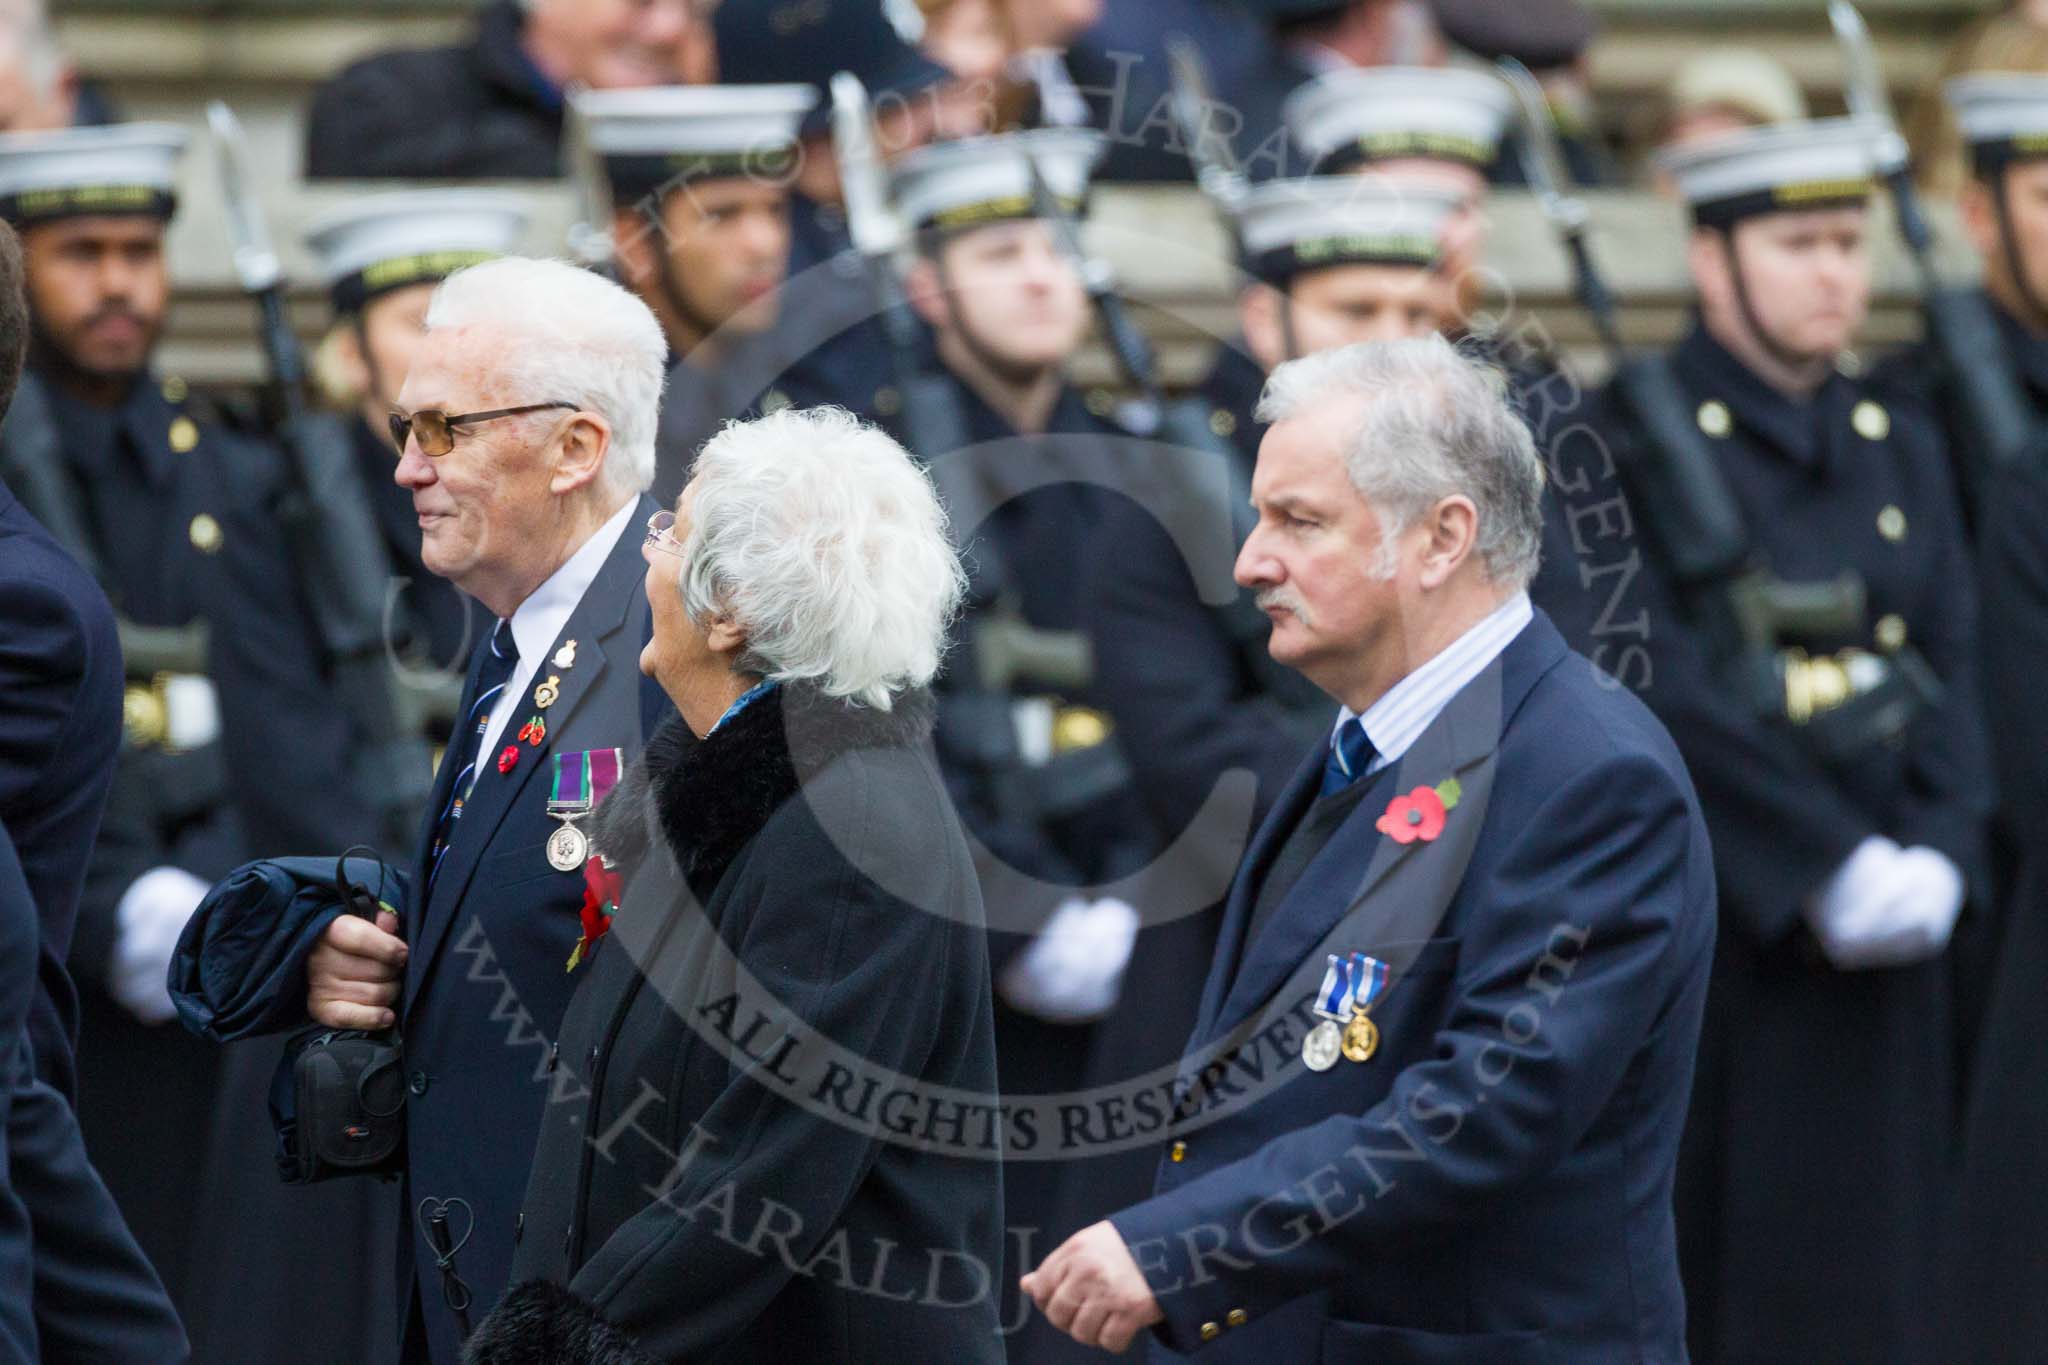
[395,498,670,1365]
[1108,611,1715,1364]
[4,813,186,1363]
[0,479,122,1099]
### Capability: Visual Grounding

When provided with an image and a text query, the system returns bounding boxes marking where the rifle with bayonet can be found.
[207,102,432,853]
[1499,57,1936,762]
[1830,0,2034,519]
[833,73,1123,839]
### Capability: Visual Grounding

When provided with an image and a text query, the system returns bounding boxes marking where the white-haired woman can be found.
[466,407,1003,1365]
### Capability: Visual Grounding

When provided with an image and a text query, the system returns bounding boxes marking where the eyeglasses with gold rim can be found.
[387,402,580,457]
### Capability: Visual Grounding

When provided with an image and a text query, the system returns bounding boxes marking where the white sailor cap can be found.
[1233,176,1462,283]
[891,128,1105,234]
[1946,74,2048,174]
[304,189,530,313]
[1656,116,1885,227]
[1283,66,1513,173]
[0,122,187,225]
[572,84,817,202]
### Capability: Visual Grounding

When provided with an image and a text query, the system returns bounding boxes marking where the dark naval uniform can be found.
[5,368,381,1323]
[1575,324,1992,1365]
[1879,301,2048,1361]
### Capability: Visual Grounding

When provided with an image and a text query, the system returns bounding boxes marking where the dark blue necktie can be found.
[428,618,518,894]
[1320,717,1377,797]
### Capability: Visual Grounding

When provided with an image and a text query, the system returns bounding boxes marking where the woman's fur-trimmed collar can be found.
[590,681,935,893]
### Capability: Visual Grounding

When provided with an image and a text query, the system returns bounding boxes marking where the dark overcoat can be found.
[466,684,1004,1364]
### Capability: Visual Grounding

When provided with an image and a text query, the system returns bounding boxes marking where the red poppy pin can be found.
[567,856,624,972]
[1376,778,1463,845]
[497,744,520,774]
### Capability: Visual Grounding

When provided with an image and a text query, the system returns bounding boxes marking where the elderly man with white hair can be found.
[292,255,673,1365]
[464,405,1002,1364]
[1024,337,1716,1363]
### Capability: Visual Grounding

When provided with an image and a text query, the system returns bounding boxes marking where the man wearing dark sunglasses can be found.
[284,255,673,1365]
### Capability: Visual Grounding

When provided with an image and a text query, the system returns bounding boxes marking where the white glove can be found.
[1805,837,1961,971]
[110,866,210,1025]
[998,897,1141,1025]
[1888,845,1965,957]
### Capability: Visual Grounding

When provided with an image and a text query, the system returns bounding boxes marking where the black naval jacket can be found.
[1553,322,1993,1365]
[34,373,380,948]
[469,686,1003,1365]
[306,0,561,179]
[1570,324,1992,939]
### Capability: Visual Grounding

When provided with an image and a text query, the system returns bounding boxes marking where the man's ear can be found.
[549,411,612,496]
[1959,178,2001,262]
[1239,283,1286,372]
[1415,494,1479,590]
[1686,225,1732,320]
[905,254,950,330]
[611,206,658,288]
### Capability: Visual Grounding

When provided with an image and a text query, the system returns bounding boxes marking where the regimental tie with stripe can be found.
[429,618,518,895]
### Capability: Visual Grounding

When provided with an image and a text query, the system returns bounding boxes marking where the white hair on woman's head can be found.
[1256,334,1546,588]
[425,256,667,499]
[679,406,966,710]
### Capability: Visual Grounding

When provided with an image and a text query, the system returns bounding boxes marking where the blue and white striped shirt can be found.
[1334,591,1533,778]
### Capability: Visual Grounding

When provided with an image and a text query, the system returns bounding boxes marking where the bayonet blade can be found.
[1498,58,1586,232]
[1165,35,1247,211]
[205,100,281,293]
[831,72,902,260]
[1828,1,1909,172]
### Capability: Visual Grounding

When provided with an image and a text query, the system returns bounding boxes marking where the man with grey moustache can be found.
[1025,337,1715,1363]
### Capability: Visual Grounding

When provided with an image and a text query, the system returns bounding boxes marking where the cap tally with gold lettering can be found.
[304,189,529,314]
[1283,66,1513,173]
[1233,176,1461,285]
[1947,74,2048,177]
[891,128,1106,236]
[573,84,817,205]
[1657,117,1884,228]
[0,122,187,226]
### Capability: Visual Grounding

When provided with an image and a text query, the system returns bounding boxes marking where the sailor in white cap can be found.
[304,188,529,670]
[572,82,815,499]
[1876,73,2048,515]
[1586,115,1991,1365]
[1898,74,2048,1365]
[881,125,1162,1351]
[0,120,384,1339]
[1281,64,1511,327]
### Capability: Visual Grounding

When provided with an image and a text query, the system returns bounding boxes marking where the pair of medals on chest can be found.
[1302,951,1390,1072]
